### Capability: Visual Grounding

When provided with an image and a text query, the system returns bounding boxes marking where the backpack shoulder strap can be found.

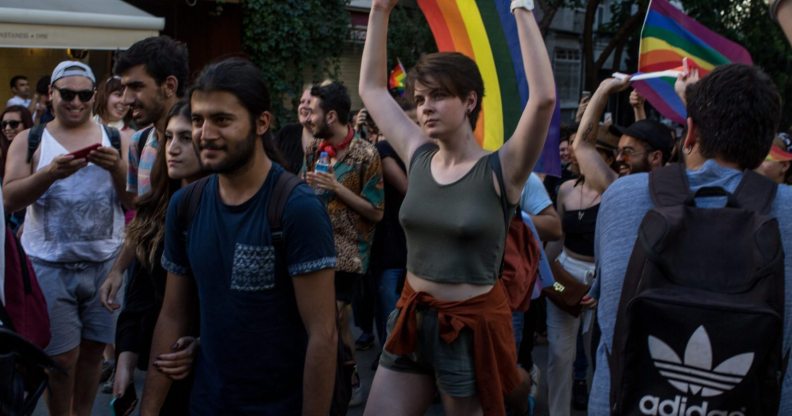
[487,152,514,278]
[267,171,302,246]
[649,163,691,207]
[732,170,777,214]
[102,125,121,152]
[26,124,46,163]
[177,176,211,234]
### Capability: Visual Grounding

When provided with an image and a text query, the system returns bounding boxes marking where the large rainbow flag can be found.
[417,0,561,176]
[633,0,752,124]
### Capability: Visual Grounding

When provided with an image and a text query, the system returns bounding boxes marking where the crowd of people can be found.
[2,0,792,415]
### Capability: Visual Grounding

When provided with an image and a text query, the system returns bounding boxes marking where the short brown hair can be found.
[93,75,125,123]
[406,52,484,130]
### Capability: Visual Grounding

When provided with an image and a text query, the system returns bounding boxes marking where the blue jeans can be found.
[376,268,404,348]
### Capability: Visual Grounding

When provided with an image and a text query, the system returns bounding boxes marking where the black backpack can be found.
[26,123,121,163]
[609,163,787,415]
[177,172,354,416]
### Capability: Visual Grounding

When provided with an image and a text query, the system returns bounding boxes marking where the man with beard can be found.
[115,35,189,198]
[572,78,674,194]
[302,80,383,406]
[141,58,337,415]
[273,85,314,174]
[96,35,189,396]
[3,61,129,416]
[99,35,188,313]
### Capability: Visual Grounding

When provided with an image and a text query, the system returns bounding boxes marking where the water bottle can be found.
[313,151,331,196]
[315,151,331,174]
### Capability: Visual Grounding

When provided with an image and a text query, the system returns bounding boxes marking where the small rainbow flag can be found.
[417,0,560,175]
[388,59,407,95]
[633,0,752,124]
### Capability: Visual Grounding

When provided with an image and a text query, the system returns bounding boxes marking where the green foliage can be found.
[681,0,792,129]
[387,4,437,72]
[243,0,350,127]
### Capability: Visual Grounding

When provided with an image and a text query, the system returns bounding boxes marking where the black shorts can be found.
[335,271,363,304]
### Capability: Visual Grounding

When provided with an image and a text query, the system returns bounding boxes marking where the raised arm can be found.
[572,78,628,194]
[359,0,426,166]
[499,7,557,204]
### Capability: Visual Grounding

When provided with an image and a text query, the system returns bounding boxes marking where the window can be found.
[553,48,582,109]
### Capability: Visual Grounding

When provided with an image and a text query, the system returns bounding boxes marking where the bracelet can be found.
[770,0,787,22]
[510,0,535,14]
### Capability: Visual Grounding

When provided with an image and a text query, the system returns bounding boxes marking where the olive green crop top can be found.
[398,143,507,285]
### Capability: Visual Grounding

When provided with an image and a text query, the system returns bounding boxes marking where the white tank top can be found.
[22,127,124,262]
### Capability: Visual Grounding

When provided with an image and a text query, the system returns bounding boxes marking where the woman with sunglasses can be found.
[1,105,33,232]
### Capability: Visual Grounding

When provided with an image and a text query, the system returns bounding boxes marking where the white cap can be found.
[51,61,95,85]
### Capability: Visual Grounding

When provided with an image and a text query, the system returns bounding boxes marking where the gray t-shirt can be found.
[590,160,792,415]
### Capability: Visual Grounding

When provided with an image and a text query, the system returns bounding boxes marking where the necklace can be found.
[577,184,599,221]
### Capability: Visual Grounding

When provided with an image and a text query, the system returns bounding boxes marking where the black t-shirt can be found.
[273,123,305,174]
[371,141,407,271]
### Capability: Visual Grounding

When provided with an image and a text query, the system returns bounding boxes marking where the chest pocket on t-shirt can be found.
[231,243,276,291]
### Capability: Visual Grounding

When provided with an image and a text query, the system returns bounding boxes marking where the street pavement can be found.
[33,324,589,415]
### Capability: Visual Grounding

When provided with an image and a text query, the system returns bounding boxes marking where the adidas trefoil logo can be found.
[648,326,754,397]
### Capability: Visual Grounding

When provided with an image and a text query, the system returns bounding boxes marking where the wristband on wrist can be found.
[510,0,535,14]
[770,0,786,22]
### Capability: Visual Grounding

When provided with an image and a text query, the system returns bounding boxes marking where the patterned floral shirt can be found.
[303,131,384,274]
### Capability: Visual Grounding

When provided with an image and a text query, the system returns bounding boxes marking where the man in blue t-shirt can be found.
[140,58,338,415]
[590,64,792,414]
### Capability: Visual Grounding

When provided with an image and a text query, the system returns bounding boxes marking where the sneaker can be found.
[572,379,588,411]
[349,383,364,407]
[99,360,114,383]
[355,332,375,351]
[528,364,540,399]
[100,368,115,394]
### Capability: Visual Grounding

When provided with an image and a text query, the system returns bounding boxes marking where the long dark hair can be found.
[125,100,202,270]
[190,58,285,166]
[0,105,33,177]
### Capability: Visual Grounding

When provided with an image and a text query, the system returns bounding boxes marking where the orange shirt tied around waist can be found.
[384,279,520,416]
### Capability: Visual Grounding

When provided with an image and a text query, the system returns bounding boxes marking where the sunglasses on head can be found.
[53,86,95,102]
[1,120,21,129]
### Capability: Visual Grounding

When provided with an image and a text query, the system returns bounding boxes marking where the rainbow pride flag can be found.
[388,59,406,95]
[633,0,752,124]
[417,0,560,175]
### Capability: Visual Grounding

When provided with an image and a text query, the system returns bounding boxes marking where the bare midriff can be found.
[563,247,595,263]
[406,272,494,302]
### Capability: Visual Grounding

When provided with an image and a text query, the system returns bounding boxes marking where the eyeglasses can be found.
[53,86,95,102]
[616,147,646,158]
[1,120,21,129]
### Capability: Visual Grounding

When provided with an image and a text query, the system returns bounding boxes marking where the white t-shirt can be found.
[6,96,30,108]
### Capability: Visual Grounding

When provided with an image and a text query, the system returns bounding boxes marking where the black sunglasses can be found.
[1,120,21,129]
[53,86,95,103]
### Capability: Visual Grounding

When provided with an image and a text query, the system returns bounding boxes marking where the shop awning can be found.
[0,0,164,50]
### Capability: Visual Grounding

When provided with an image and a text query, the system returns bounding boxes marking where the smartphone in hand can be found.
[68,143,101,160]
[109,382,137,416]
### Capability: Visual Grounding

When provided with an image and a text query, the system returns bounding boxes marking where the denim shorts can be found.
[379,306,477,397]
[33,257,117,355]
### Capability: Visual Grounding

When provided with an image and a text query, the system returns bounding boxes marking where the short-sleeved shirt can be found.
[127,127,158,196]
[303,132,384,274]
[589,160,792,415]
[6,96,30,108]
[520,173,553,215]
[161,164,337,414]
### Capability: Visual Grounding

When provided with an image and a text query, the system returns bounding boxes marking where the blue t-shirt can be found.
[162,164,336,414]
[589,160,792,415]
[520,173,552,215]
